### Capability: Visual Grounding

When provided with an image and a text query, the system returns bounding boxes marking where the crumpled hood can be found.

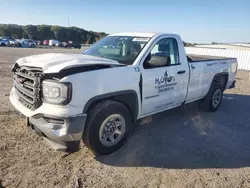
[16,53,120,73]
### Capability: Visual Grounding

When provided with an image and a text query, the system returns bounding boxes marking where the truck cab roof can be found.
[109,32,178,38]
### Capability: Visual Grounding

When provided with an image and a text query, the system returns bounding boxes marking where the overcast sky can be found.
[0,0,249,43]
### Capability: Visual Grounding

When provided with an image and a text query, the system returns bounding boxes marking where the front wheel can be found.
[82,100,132,155]
[200,83,223,112]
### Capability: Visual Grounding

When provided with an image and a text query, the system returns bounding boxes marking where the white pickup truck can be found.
[10,33,237,154]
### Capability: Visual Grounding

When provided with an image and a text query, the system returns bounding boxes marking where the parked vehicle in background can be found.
[21,39,36,48]
[67,41,81,49]
[16,39,22,43]
[9,39,19,46]
[57,42,67,47]
[9,32,237,155]
[43,40,49,46]
[0,38,10,46]
[15,39,23,47]
[49,40,60,46]
[1,37,15,41]
[1,37,19,46]
[36,40,41,45]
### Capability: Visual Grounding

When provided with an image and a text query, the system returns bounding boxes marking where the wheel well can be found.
[83,91,139,122]
[212,73,228,91]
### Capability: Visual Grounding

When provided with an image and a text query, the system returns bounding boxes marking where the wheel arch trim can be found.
[206,72,229,96]
[82,90,139,122]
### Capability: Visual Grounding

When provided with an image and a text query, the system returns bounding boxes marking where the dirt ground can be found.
[1,47,250,188]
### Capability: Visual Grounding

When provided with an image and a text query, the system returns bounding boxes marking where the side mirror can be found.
[143,53,152,69]
[145,53,151,63]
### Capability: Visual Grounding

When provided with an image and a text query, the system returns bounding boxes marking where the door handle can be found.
[177,70,186,74]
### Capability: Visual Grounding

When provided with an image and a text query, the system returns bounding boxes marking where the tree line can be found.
[183,41,198,47]
[0,24,107,44]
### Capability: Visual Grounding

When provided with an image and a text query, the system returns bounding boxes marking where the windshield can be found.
[83,36,150,65]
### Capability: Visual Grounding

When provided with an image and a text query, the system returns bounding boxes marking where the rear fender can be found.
[206,73,229,96]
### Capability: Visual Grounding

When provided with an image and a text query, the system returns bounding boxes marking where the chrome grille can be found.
[13,67,42,110]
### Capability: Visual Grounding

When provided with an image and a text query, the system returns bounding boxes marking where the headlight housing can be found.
[42,80,72,105]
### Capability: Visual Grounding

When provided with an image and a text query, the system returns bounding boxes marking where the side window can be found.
[144,38,179,69]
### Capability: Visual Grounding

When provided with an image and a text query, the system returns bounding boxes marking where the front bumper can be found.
[229,80,236,89]
[27,114,87,152]
[10,87,87,152]
[28,113,87,152]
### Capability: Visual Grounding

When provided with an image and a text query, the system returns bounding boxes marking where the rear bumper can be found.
[28,113,87,152]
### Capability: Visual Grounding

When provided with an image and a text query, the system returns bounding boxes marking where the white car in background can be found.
[7,38,19,46]
[21,39,36,48]
[49,40,60,46]
[0,38,10,46]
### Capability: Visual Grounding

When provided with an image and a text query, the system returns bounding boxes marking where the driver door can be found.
[140,37,189,116]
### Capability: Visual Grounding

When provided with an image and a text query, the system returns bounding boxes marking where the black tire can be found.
[83,100,132,155]
[200,83,223,112]
[1,43,6,47]
[31,44,35,48]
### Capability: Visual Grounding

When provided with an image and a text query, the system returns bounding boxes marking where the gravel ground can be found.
[1,47,250,188]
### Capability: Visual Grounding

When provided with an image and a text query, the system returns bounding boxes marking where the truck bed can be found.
[187,54,235,63]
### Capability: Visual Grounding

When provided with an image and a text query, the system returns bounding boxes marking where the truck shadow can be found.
[96,94,250,169]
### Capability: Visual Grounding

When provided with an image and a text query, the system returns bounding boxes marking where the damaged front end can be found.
[10,61,122,152]
[12,63,43,111]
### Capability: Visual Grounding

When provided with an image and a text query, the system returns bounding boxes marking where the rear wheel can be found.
[82,100,132,155]
[200,83,223,112]
[0,43,6,47]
